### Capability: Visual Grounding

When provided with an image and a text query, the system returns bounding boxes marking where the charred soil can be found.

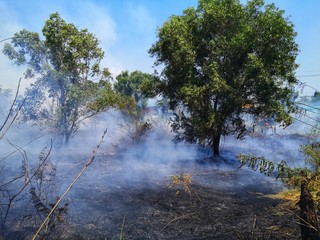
[3,137,308,240]
[7,155,303,239]
[70,181,299,240]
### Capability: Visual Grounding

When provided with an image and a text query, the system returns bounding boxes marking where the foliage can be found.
[3,12,114,143]
[149,0,298,155]
[238,141,320,239]
[87,80,137,115]
[113,70,159,143]
[238,154,276,176]
[238,151,319,191]
[313,91,320,101]
[169,173,192,196]
[114,70,152,106]
[30,187,69,233]
[130,121,153,142]
[119,117,153,143]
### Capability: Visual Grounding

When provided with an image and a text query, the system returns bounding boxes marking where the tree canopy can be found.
[149,0,299,155]
[114,70,152,106]
[3,13,115,143]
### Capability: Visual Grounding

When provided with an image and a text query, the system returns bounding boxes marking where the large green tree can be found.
[149,0,298,155]
[3,13,114,143]
[114,70,152,105]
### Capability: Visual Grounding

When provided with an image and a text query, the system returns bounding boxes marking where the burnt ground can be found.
[2,136,308,240]
[68,175,300,240]
[5,154,302,240]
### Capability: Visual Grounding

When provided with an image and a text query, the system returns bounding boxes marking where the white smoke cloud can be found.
[126,3,156,34]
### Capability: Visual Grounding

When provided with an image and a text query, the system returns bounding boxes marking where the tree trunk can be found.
[212,134,221,156]
[299,179,320,240]
[65,130,72,144]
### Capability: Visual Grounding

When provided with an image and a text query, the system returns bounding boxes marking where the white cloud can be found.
[127,3,156,33]
[0,0,155,88]
[0,1,120,89]
[57,1,121,76]
[0,1,21,37]
[64,2,118,50]
[0,1,26,90]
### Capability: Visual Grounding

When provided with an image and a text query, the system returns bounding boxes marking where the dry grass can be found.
[268,189,301,212]
[169,173,192,196]
[268,187,320,213]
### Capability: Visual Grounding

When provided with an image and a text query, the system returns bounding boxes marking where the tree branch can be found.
[32,128,107,240]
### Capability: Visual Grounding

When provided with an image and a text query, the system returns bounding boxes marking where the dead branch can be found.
[0,36,38,44]
[0,78,22,134]
[32,128,108,240]
[0,135,44,163]
[0,174,24,190]
[30,187,50,217]
[7,139,29,184]
[2,140,52,227]
[0,97,26,141]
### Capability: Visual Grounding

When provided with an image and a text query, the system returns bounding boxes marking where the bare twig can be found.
[251,214,257,234]
[32,128,108,240]
[0,36,36,44]
[0,98,26,141]
[0,78,22,133]
[0,135,44,163]
[7,139,29,184]
[0,174,24,190]
[0,37,15,43]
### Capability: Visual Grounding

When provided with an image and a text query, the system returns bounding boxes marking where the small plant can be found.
[169,173,192,196]
[119,216,126,240]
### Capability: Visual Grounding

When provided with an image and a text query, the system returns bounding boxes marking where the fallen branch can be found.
[32,128,108,240]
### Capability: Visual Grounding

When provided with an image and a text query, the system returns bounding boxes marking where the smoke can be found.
[50,109,309,199]
[0,107,311,195]
[50,111,202,191]
[0,99,317,237]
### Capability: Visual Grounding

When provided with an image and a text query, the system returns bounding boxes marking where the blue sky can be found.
[0,0,320,96]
